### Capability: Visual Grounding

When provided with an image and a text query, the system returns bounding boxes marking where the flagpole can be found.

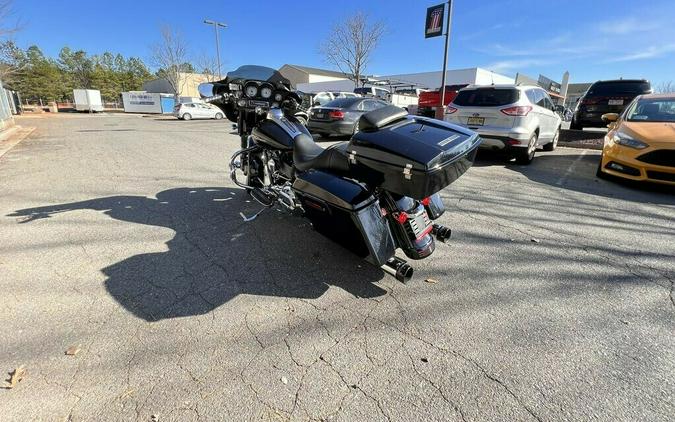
[438,0,453,117]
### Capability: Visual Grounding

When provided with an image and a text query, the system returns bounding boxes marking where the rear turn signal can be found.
[500,106,532,116]
[329,110,345,120]
[394,212,409,224]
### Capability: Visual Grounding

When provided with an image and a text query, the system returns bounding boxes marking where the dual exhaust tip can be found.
[381,224,452,283]
[382,257,414,283]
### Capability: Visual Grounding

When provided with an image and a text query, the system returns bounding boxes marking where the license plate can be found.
[467,117,484,126]
[407,210,432,240]
[315,113,325,119]
[608,99,624,106]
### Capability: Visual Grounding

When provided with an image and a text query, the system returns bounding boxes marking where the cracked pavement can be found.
[1,113,673,421]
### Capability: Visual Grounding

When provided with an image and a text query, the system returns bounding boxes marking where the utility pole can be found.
[438,0,453,118]
[203,19,227,79]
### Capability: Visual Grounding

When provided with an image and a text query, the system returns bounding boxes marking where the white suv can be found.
[445,85,562,164]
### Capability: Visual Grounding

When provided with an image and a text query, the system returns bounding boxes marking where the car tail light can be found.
[505,139,522,145]
[328,110,344,120]
[445,106,457,114]
[501,106,532,116]
[420,197,431,206]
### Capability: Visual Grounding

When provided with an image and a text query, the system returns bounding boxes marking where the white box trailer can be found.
[73,89,103,112]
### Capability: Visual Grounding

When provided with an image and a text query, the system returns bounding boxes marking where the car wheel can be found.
[183,113,192,121]
[515,133,537,165]
[543,127,559,151]
[570,118,582,130]
[215,112,223,120]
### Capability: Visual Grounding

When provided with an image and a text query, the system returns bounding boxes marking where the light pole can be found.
[203,19,227,79]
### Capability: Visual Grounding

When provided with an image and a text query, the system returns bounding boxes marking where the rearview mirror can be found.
[198,83,214,98]
[601,113,619,123]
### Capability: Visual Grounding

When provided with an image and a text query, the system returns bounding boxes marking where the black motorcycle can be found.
[199,65,481,282]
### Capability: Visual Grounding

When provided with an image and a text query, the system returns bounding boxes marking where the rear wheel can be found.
[543,127,559,151]
[182,113,192,121]
[214,112,223,120]
[515,133,538,165]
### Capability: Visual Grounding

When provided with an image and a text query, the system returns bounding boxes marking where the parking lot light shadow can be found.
[8,188,388,321]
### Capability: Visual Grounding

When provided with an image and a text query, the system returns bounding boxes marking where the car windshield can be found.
[323,98,362,108]
[354,88,374,95]
[453,88,519,107]
[587,81,650,96]
[625,98,675,122]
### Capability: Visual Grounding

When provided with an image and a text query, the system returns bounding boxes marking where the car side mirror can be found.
[601,113,619,123]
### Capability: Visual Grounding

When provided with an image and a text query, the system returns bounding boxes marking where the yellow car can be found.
[598,93,675,186]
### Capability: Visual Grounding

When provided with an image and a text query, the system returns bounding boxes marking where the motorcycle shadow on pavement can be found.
[8,187,389,321]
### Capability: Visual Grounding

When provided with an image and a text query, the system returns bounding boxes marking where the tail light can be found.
[420,197,431,206]
[500,106,532,116]
[328,110,344,120]
[445,106,457,114]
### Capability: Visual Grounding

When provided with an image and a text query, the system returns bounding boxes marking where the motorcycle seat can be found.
[293,133,350,173]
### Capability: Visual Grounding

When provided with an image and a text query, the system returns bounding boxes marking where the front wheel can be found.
[515,133,537,165]
[214,112,223,120]
[543,128,559,151]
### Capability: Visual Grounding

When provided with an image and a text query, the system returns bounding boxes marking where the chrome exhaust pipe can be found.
[382,257,414,283]
[432,224,452,243]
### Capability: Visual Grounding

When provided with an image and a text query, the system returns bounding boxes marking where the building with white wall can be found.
[278,65,349,89]
[296,67,514,94]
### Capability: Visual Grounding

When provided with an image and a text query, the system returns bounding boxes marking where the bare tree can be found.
[320,12,385,88]
[195,53,219,82]
[0,0,20,37]
[655,81,674,94]
[150,25,190,97]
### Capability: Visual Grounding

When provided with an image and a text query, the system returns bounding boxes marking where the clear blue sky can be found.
[10,0,675,86]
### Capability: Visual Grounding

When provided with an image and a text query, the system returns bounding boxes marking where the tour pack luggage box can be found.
[348,108,482,199]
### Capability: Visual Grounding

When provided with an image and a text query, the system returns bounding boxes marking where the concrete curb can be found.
[558,141,603,150]
[0,126,37,159]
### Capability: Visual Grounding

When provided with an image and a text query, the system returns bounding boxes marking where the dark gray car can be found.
[307,97,390,137]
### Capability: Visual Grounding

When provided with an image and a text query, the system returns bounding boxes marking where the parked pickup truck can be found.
[417,84,468,117]
[388,88,426,112]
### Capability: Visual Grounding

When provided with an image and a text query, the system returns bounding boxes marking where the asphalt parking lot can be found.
[1,113,673,421]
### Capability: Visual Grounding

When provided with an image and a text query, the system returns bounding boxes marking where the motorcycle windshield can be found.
[226,65,290,86]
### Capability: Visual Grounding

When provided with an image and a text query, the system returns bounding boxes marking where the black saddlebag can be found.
[348,114,481,199]
[292,170,396,267]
